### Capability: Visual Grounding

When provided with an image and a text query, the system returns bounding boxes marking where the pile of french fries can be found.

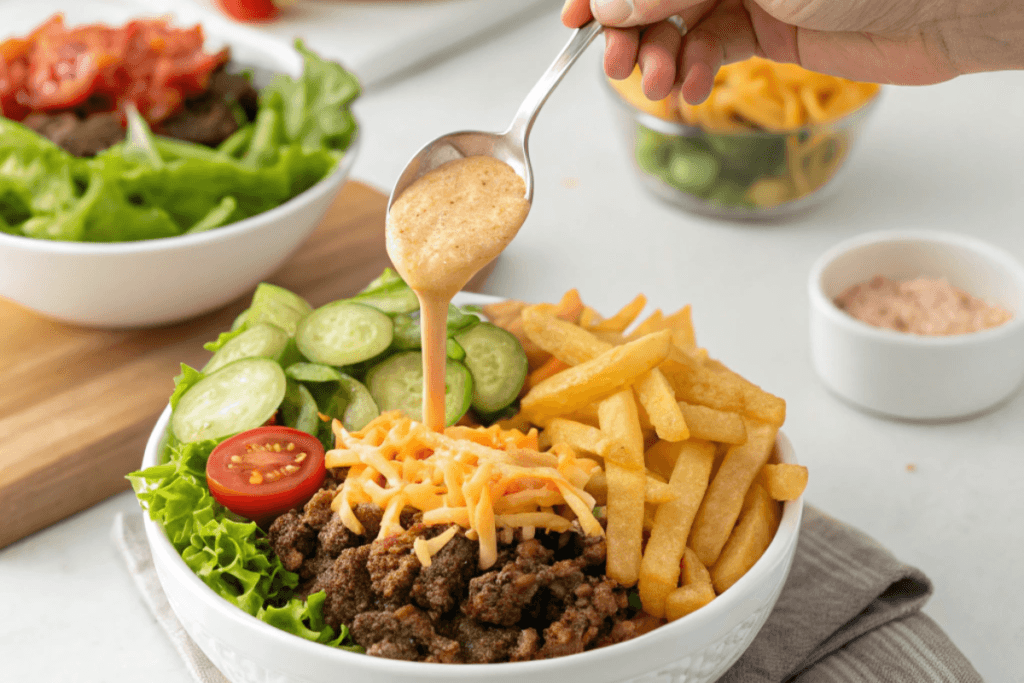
[484,291,808,621]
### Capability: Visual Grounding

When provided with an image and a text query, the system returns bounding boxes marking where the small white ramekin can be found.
[808,230,1024,420]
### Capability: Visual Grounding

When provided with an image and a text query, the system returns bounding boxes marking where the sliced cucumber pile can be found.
[168,269,530,448]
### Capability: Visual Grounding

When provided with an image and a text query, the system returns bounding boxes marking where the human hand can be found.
[562,0,1024,104]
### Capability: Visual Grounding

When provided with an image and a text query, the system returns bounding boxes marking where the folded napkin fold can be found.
[111,505,982,683]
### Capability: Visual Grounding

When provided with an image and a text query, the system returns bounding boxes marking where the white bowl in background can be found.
[139,292,804,683]
[0,6,359,328]
[808,230,1024,420]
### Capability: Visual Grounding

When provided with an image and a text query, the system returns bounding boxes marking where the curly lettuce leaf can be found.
[258,590,363,650]
[169,364,205,410]
[260,40,360,153]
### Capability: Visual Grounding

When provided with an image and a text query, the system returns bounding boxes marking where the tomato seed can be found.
[250,471,263,485]
[295,452,307,463]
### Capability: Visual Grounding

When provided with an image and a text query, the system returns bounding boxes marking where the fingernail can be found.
[591,0,633,24]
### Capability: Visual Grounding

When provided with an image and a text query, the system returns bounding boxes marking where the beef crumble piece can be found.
[351,605,460,663]
[22,111,125,157]
[265,501,639,663]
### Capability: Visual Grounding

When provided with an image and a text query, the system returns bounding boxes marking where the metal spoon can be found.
[387,20,604,210]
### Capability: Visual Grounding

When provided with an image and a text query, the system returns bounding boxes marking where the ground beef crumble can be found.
[266,494,650,663]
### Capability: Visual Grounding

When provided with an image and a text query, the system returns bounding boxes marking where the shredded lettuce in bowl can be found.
[0,42,359,243]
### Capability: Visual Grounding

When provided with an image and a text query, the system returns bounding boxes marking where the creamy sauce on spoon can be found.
[386,156,530,431]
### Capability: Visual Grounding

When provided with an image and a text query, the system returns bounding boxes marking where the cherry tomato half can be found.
[215,0,281,23]
[206,426,326,526]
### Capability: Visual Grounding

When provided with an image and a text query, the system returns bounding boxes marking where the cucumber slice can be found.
[455,322,528,414]
[358,268,404,294]
[170,357,286,443]
[230,308,249,331]
[352,288,420,315]
[281,381,320,435]
[296,301,394,366]
[330,375,380,431]
[245,283,313,336]
[285,362,344,383]
[365,351,472,426]
[446,338,466,361]
[202,323,289,374]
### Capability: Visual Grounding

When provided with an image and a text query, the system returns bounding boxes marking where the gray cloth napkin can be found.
[111,505,983,683]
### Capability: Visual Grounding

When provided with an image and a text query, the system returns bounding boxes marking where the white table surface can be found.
[2,4,1023,682]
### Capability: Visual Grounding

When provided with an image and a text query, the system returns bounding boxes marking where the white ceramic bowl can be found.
[140,363,803,683]
[809,230,1024,420]
[0,6,358,328]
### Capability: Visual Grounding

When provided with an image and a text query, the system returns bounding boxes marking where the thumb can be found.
[590,0,705,26]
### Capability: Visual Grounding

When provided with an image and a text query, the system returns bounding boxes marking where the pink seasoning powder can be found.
[834,275,1013,335]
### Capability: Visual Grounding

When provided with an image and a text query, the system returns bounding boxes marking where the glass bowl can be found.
[603,74,881,219]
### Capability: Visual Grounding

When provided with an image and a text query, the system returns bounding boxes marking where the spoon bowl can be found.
[388,20,603,211]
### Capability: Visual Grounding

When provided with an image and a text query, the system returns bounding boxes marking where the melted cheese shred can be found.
[326,411,603,569]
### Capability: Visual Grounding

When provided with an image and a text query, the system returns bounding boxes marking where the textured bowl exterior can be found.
[0,17,358,329]
[141,391,802,683]
[809,230,1024,419]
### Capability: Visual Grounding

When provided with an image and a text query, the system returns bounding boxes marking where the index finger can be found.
[561,0,594,27]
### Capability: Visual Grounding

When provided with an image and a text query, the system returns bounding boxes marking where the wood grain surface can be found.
[0,180,494,549]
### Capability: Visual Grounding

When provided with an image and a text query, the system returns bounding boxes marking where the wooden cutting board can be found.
[0,180,494,549]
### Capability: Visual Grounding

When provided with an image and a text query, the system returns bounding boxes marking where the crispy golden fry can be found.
[522,307,609,365]
[634,372,689,442]
[566,402,601,427]
[584,470,678,506]
[638,440,716,617]
[481,299,527,324]
[525,355,570,392]
[519,330,671,424]
[710,483,777,593]
[588,294,647,332]
[665,582,716,621]
[542,417,609,455]
[661,348,746,413]
[677,402,747,444]
[523,310,686,441]
[689,418,779,567]
[626,309,664,341]
[681,546,712,586]
[762,463,808,501]
[598,389,646,586]
[591,330,628,345]
[704,358,786,426]
[661,306,697,352]
[578,305,603,328]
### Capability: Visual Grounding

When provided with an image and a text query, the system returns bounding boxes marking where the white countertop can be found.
[2,4,1023,682]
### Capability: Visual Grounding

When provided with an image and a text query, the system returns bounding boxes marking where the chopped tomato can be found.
[215,0,281,23]
[206,426,326,526]
[2,13,229,124]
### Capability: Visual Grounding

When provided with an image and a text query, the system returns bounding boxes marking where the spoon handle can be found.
[507,20,604,145]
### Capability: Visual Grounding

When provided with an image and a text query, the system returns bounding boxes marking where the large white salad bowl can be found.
[0,1,359,328]
[139,291,804,683]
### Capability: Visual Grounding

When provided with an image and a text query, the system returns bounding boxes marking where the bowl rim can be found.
[0,13,360,255]
[808,228,1024,346]
[139,285,804,675]
[601,65,883,138]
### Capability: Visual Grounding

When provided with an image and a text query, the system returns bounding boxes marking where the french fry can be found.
[588,294,647,332]
[525,355,570,391]
[633,372,689,442]
[665,582,716,621]
[584,470,680,506]
[689,418,779,567]
[542,417,609,456]
[638,440,716,617]
[710,483,777,593]
[661,348,746,413]
[522,307,609,365]
[762,463,808,501]
[704,358,786,426]
[519,330,672,424]
[677,402,747,444]
[598,389,646,586]
[681,546,712,586]
[661,305,697,352]
[625,309,664,341]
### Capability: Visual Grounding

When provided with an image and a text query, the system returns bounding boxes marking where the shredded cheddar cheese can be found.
[325,411,603,569]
